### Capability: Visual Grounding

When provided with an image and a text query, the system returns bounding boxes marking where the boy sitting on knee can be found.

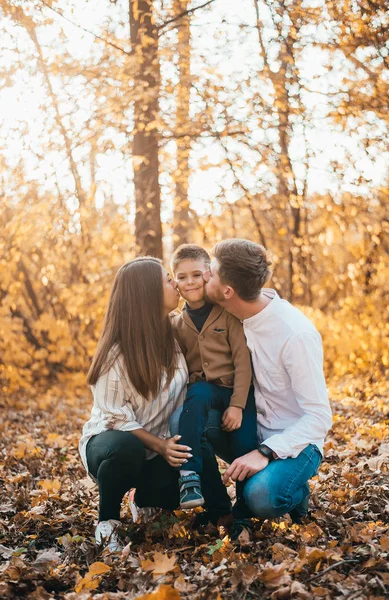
[171,244,257,526]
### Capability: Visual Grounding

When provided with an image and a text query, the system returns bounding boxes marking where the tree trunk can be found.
[173,0,191,248]
[129,0,163,257]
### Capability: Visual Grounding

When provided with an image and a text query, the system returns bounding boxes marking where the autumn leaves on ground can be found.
[1,0,389,597]
[1,375,388,599]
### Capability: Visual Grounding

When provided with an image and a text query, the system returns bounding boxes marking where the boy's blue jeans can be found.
[171,380,258,518]
[170,395,322,520]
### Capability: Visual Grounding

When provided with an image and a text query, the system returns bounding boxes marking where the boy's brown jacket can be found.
[172,304,252,409]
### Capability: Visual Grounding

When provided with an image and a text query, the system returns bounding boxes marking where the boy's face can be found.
[175,259,208,307]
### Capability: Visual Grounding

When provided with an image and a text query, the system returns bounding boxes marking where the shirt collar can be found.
[243,289,278,329]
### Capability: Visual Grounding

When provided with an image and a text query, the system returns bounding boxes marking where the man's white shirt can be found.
[243,289,332,459]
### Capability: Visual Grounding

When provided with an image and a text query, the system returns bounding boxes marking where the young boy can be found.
[171,244,258,524]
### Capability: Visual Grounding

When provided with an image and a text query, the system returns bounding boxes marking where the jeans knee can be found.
[108,433,145,465]
[244,478,290,519]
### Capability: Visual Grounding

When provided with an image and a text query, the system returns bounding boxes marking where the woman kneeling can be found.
[79,257,190,551]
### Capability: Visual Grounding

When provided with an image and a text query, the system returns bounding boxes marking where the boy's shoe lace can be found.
[179,473,205,509]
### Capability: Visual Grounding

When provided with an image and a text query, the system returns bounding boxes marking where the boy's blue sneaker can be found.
[179,473,205,509]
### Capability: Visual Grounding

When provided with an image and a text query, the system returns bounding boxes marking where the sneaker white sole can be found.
[180,497,205,509]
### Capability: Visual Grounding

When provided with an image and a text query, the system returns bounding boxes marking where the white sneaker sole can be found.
[180,497,205,509]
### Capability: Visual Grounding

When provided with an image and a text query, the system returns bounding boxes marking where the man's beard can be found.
[204,285,225,305]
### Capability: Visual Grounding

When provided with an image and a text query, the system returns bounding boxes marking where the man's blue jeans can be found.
[170,406,322,520]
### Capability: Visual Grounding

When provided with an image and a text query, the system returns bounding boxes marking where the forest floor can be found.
[0,377,388,599]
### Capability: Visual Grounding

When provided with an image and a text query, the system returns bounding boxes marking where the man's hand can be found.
[222,450,269,483]
[160,435,192,468]
[222,406,243,432]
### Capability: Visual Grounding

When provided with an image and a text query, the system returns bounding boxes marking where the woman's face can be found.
[162,268,180,315]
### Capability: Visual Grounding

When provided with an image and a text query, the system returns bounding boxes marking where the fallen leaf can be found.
[380,535,389,551]
[258,563,292,589]
[75,561,111,593]
[310,587,330,597]
[290,580,312,598]
[0,545,13,559]
[135,584,181,599]
[241,564,259,586]
[272,542,297,563]
[174,575,197,593]
[34,547,62,570]
[141,552,177,576]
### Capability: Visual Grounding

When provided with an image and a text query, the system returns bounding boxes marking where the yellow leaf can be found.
[89,562,111,576]
[135,584,181,600]
[38,479,61,494]
[75,562,111,593]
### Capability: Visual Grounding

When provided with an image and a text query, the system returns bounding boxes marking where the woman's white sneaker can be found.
[95,519,122,552]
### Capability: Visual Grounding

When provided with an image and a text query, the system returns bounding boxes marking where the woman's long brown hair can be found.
[87,257,177,400]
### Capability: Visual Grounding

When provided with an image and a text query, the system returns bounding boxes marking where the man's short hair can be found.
[171,244,211,274]
[213,239,273,301]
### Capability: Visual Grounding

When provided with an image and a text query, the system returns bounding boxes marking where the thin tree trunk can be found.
[254,0,304,301]
[173,0,191,247]
[129,0,163,258]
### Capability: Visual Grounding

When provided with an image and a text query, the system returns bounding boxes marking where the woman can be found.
[79,257,191,551]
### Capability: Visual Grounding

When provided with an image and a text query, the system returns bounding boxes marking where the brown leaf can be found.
[310,587,331,597]
[379,535,389,551]
[240,564,259,586]
[236,526,252,546]
[141,552,177,576]
[258,563,292,589]
[270,586,292,599]
[290,580,312,598]
[28,587,53,600]
[272,542,297,563]
[300,523,324,543]
[174,575,197,593]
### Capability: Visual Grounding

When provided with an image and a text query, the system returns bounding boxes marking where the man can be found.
[203,239,332,533]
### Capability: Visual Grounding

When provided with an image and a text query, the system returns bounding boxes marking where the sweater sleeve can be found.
[93,365,143,432]
[263,331,332,459]
[227,314,253,409]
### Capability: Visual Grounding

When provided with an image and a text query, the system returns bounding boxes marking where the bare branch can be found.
[158,0,215,31]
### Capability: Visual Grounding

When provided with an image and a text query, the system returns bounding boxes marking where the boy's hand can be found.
[222,406,243,432]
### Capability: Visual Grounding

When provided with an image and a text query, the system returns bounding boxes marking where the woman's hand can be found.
[160,435,192,468]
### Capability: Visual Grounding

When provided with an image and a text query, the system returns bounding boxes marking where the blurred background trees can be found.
[0,0,388,393]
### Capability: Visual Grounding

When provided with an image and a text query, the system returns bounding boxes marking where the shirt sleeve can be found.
[227,314,253,409]
[93,364,143,432]
[263,331,332,459]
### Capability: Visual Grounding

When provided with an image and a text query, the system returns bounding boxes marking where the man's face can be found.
[203,258,226,304]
